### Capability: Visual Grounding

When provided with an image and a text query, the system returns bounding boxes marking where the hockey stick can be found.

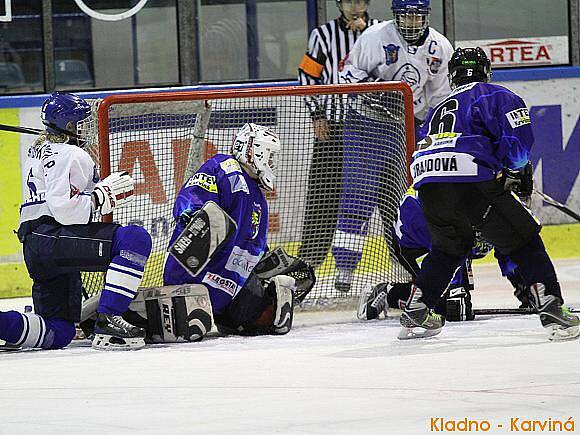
[0,123,43,136]
[534,189,580,222]
[474,307,579,315]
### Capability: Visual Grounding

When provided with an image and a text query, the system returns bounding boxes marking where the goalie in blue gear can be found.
[399,47,579,340]
[0,92,152,351]
[357,186,533,322]
[161,123,315,337]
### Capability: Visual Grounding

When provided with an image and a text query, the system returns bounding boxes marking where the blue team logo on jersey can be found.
[383,44,400,65]
[251,202,262,239]
[393,63,421,91]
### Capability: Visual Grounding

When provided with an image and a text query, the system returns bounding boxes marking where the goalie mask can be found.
[392,0,430,44]
[41,92,94,147]
[232,123,281,192]
[448,47,492,89]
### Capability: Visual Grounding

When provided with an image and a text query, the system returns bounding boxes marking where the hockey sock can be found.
[508,235,562,301]
[415,248,465,308]
[98,225,152,315]
[0,311,75,349]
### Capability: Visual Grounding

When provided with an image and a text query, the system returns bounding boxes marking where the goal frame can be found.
[96,82,416,186]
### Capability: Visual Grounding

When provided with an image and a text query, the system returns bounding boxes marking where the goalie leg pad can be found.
[135,285,213,343]
[269,275,296,335]
[445,287,475,321]
[169,201,237,277]
[214,273,272,335]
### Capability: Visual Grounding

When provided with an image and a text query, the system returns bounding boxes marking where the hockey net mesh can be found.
[82,83,414,305]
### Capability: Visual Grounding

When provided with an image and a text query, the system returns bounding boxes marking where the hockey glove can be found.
[92,171,134,215]
[359,92,403,122]
[500,161,533,199]
[471,231,493,260]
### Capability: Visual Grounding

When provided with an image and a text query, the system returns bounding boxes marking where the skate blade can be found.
[546,324,580,342]
[397,326,442,340]
[92,334,145,351]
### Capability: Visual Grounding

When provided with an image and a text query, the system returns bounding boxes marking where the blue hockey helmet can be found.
[41,92,92,142]
[391,0,430,43]
[448,47,492,89]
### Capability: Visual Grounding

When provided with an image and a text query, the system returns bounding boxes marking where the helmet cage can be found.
[393,6,430,43]
[232,123,281,191]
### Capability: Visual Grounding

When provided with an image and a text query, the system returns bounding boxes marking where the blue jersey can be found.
[393,186,432,250]
[164,154,268,312]
[411,82,534,188]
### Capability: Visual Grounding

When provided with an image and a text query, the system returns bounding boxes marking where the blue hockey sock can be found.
[98,225,152,315]
[508,235,562,300]
[416,248,465,308]
[0,311,75,349]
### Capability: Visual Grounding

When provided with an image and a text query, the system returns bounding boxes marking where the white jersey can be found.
[340,20,454,121]
[19,140,97,228]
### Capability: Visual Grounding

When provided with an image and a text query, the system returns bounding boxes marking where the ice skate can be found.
[530,283,579,341]
[334,269,354,293]
[92,313,146,350]
[357,283,391,320]
[398,286,444,340]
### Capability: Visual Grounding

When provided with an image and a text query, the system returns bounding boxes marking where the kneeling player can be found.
[161,123,314,339]
[0,92,152,351]
[358,186,532,322]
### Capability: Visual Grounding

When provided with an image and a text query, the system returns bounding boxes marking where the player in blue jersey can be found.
[357,186,532,321]
[398,47,578,340]
[162,123,307,336]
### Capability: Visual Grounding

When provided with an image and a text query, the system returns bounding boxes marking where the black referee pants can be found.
[298,121,343,269]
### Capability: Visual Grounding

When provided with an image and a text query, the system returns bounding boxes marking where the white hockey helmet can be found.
[232,123,281,191]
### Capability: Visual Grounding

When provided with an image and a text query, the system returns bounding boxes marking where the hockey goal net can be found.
[82,82,415,305]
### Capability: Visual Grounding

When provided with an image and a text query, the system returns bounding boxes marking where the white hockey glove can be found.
[91,171,134,215]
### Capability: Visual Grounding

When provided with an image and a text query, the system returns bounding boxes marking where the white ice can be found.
[1,259,579,435]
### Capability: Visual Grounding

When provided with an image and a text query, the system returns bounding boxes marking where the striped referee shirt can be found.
[298,15,381,122]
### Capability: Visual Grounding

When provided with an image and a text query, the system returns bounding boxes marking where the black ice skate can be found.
[357,283,391,320]
[334,269,354,293]
[530,283,579,341]
[398,286,444,340]
[92,313,146,350]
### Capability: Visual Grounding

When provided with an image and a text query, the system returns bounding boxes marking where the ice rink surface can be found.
[1,259,579,435]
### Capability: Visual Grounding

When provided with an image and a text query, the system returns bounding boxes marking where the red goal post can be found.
[84,82,415,303]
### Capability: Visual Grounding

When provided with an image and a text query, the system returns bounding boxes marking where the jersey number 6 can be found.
[428,99,458,135]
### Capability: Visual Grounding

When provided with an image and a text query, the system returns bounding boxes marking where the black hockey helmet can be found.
[448,47,492,89]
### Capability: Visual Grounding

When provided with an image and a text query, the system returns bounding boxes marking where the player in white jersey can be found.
[332,0,454,291]
[0,92,152,351]
[297,0,380,272]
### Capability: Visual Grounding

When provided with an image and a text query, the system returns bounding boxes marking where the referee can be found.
[298,0,379,278]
